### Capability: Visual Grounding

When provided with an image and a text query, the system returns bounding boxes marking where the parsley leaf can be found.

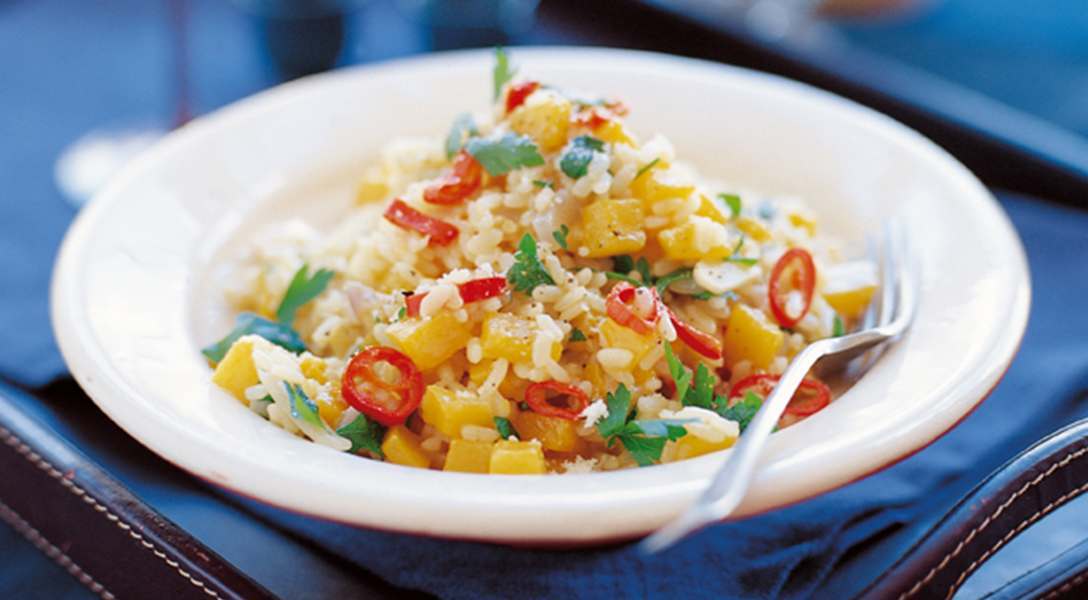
[629,419,693,440]
[719,193,742,219]
[635,257,653,285]
[686,364,715,409]
[201,313,306,363]
[276,264,335,326]
[396,306,407,321]
[493,46,515,100]
[655,268,693,295]
[612,255,635,274]
[604,271,642,285]
[507,234,555,294]
[337,413,386,457]
[569,328,587,342]
[466,134,544,176]
[664,341,692,405]
[444,113,478,160]
[634,158,660,181]
[832,315,845,338]
[727,235,759,267]
[532,179,554,189]
[719,391,763,433]
[285,382,325,430]
[596,384,632,439]
[617,434,669,467]
[494,416,518,439]
[465,133,544,176]
[552,224,570,249]
[559,135,605,179]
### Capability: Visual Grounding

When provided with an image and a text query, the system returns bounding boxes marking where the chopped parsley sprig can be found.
[552,224,570,249]
[466,134,545,176]
[507,234,555,294]
[276,264,335,326]
[559,135,605,179]
[494,416,518,439]
[664,340,759,433]
[493,46,515,100]
[596,384,693,467]
[337,413,386,457]
[444,113,478,159]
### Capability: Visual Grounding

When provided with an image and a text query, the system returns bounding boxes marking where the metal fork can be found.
[641,222,918,553]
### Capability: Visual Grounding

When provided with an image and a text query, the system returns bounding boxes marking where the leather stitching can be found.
[0,425,222,598]
[1042,569,1088,600]
[898,445,1088,599]
[0,499,115,599]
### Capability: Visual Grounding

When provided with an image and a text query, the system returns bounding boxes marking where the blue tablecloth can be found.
[3,1,1088,598]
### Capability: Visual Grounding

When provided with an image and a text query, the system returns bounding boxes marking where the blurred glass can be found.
[397,0,540,50]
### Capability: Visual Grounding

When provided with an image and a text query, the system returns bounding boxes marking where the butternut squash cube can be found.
[317,395,348,429]
[386,311,472,371]
[658,216,734,262]
[600,318,657,368]
[513,412,583,453]
[489,440,547,475]
[722,304,783,370]
[580,198,646,258]
[695,194,730,225]
[381,426,431,469]
[672,434,735,461]
[630,168,694,207]
[480,314,560,363]
[211,338,258,404]
[300,355,328,383]
[443,440,494,473]
[736,216,772,242]
[822,261,879,319]
[595,120,635,146]
[508,91,571,153]
[420,385,493,438]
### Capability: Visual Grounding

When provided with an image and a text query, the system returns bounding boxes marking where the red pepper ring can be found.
[666,306,723,361]
[729,373,831,418]
[524,381,590,420]
[383,198,459,246]
[505,80,540,114]
[768,247,817,329]
[605,282,660,335]
[424,150,483,206]
[404,276,508,318]
[341,346,424,427]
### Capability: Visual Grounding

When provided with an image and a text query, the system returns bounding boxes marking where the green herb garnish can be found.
[494,416,518,440]
[603,271,643,286]
[552,224,570,250]
[612,255,635,274]
[654,268,693,295]
[466,134,545,176]
[719,391,763,433]
[493,46,515,100]
[727,235,759,267]
[444,113,478,160]
[396,306,407,321]
[507,234,555,294]
[532,179,554,189]
[569,328,587,342]
[635,257,653,284]
[595,383,692,466]
[337,413,386,458]
[720,193,742,219]
[276,264,335,326]
[634,158,660,181]
[687,364,715,409]
[832,315,845,338]
[664,341,692,405]
[285,382,325,430]
[201,313,306,363]
[559,135,605,179]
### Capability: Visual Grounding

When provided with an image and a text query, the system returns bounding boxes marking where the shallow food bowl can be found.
[51,48,1029,545]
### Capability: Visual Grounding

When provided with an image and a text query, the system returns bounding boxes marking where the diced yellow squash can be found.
[658,216,734,262]
[672,435,735,461]
[443,440,494,473]
[468,359,524,399]
[600,318,657,368]
[825,287,876,320]
[508,91,571,153]
[630,168,693,207]
[317,395,348,428]
[695,194,730,225]
[789,212,817,236]
[736,216,772,242]
[300,355,328,383]
[513,412,583,453]
[822,261,879,319]
[722,304,783,370]
[355,165,389,204]
[580,197,647,258]
[594,120,635,146]
[386,311,472,371]
[420,385,493,438]
[211,338,258,404]
[480,314,561,363]
[583,360,606,396]
[489,440,547,475]
[381,426,431,469]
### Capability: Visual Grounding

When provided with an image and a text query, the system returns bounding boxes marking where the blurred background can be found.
[3,1,1088,598]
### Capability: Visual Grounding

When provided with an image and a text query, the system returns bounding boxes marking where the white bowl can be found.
[51,48,1030,544]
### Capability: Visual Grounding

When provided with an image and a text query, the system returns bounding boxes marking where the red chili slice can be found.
[340,346,424,426]
[524,381,590,420]
[383,198,459,246]
[404,277,508,318]
[505,81,540,113]
[729,373,831,418]
[573,109,610,130]
[666,306,723,361]
[605,282,659,335]
[768,248,816,329]
[424,150,483,206]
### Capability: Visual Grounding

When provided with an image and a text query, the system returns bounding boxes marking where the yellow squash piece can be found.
[443,440,494,473]
[355,165,389,204]
[300,355,328,383]
[317,395,348,428]
[386,311,472,371]
[822,261,879,319]
[489,440,547,475]
[600,318,657,368]
[480,314,561,363]
[672,435,735,461]
[658,216,734,262]
[513,412,583,453]
[695,194,730,225]
[722,304,783,370]
[381,426,431,469]
[211,338,258,404]
[508,91,571,153]
[630,168,693,207]
[420,385,494,438]
[580,197,647,258]
[736,216,772,242]
[788,212,817,236]
[593,120,635,146]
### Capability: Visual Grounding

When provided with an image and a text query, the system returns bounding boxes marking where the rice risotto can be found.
[204,50,877,475]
